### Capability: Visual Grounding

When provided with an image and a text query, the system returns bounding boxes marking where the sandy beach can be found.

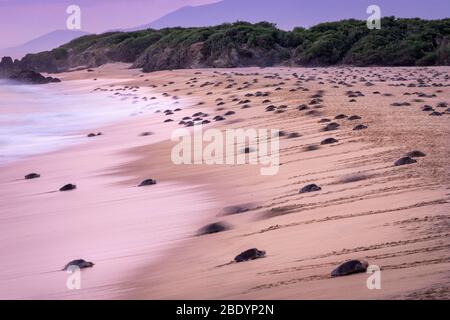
[1,63,449,299]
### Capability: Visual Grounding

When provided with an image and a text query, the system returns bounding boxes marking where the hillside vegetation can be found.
[14,17,450,73]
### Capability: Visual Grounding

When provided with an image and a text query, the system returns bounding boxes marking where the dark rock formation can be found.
[0,56,17,78]
[0,57,60,84]
[8,70,61,84]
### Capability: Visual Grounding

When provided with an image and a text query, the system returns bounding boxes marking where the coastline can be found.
[1,63,449,299]
[0,64,223,299]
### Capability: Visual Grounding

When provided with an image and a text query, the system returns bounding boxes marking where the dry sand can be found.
[1,63,449,299]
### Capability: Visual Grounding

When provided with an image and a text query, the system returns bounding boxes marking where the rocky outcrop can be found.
[0,56,20,78]
[0,56,61,84]
[8,70,60,84]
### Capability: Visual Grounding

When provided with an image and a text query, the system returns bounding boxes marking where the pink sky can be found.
[0,0,219,48]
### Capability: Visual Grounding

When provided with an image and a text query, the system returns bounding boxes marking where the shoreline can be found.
[1,64,449,299]
[0,64,224,299]
[0,65,183,166]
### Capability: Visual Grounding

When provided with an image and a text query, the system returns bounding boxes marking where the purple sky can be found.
[0,0,218,48]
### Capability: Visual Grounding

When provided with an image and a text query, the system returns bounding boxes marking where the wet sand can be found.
[0,66,220,299]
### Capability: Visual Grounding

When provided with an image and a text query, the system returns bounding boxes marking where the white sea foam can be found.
[0,80,160,165]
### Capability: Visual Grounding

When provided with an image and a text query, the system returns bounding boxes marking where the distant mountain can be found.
[132,0,450,31]
[0,30,89,60]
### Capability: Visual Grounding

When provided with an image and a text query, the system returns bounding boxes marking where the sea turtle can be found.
[304,144,320,152]
[422,105,434,112]
[25,173,40,180]
[394,156,417,166]
[322,122,340,131]
[273,130,286,137]
[234,248,266,263]
[353,124,368,131]
[59,184,76,191]
[287,132,301,139]
[331,259,368,277]
[138,179,157,187]
[87,132,102,138]
[299,184,322,194]
[197,222,230,236]
[63,259,94,271]
[348,115,362,120]
[321,138,338,145]
[221,204,255,216]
